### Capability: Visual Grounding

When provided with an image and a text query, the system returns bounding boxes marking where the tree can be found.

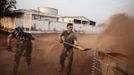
[0,0,16,16]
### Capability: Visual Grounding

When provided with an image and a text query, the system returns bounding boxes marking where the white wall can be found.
[73,24,103,33]
[62,18,74,23]
[23,12,32,28]
[49,22,66,32]
[0,17,16,29]
[16,18,23,27]
[32,20,49,31]
[15,15,103,34]
[31,19,103,33]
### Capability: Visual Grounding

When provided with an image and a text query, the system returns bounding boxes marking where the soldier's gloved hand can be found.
[6,45,12,51]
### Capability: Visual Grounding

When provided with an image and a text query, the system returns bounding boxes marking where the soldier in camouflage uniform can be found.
[59,23,77,75]
[7,27,34,75]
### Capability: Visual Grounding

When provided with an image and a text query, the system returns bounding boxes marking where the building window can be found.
[82,21,88,24]
[32,14,41,20]
[89,20,96,26]
[74,19,81,24]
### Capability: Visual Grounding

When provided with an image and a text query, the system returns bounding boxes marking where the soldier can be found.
[7,27,34,75]
[59,23,77,75]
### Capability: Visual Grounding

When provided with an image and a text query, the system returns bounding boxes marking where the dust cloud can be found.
[95,13,134,62]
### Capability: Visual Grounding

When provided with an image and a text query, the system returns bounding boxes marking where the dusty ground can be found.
[0,33,97,75]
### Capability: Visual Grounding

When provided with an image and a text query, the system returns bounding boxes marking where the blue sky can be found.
[16,0,133,24]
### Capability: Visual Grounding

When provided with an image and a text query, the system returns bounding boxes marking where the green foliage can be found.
[0,0,16,16]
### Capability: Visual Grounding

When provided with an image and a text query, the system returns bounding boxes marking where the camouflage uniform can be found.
[60,30,77,75]
[9,28,34,75]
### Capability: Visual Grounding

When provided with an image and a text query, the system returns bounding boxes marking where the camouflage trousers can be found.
[60,47,73,75]
[14,40,32,75]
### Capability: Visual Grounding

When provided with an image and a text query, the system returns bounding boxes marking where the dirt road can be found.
[0,33,97,75]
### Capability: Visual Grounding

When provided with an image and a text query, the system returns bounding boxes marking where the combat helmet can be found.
[15,27,24,32]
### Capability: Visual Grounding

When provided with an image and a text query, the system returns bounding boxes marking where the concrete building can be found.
[37,7,58,15]
[59,16,96,26]
[0,7,101,33]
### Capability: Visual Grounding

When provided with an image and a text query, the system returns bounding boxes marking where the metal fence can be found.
[91,49,134,75]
